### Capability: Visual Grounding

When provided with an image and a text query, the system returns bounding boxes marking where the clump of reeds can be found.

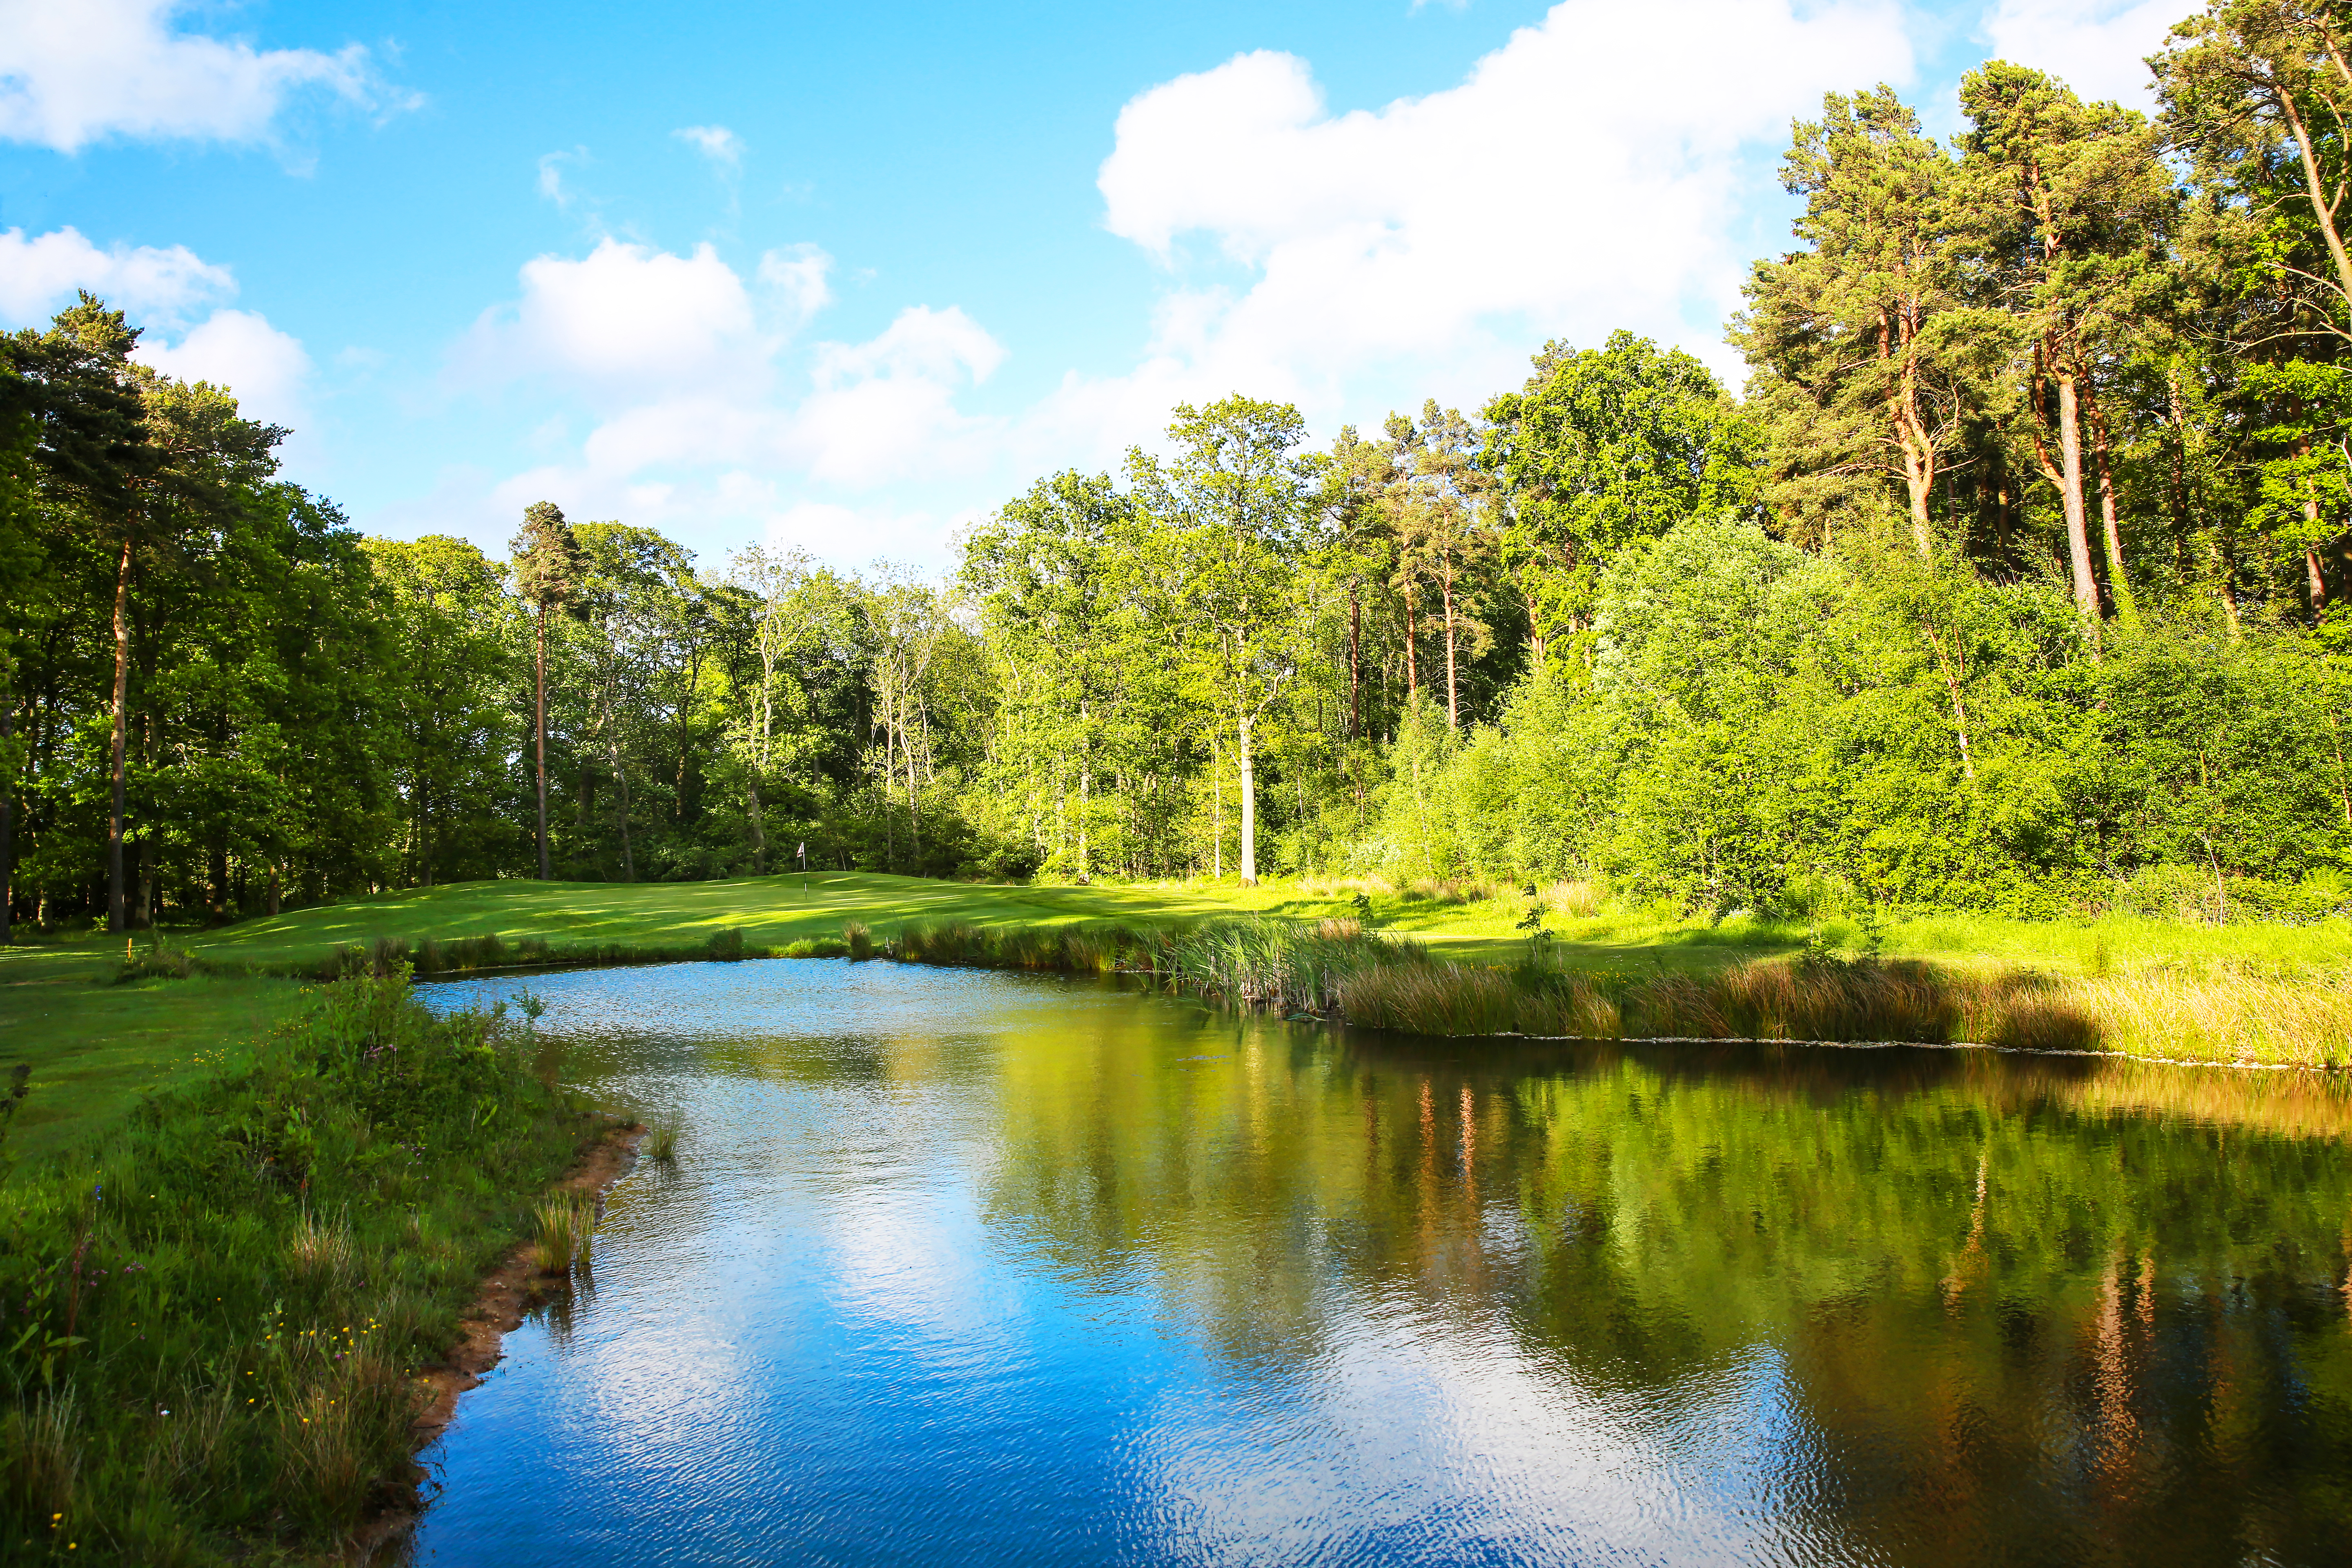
[530,1194,597,1274]
[2036,967,2352,1064]
[705,926,747,962]
[844,920,873,961]
[645,1116,681,1163]
[1400,876,1502,907]
[0,1388,81,1526]
[1544,879,1603,918]
[368,935,410,978]
[1340,962,1517,1033]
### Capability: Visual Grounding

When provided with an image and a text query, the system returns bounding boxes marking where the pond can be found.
[410,958,2352,1566]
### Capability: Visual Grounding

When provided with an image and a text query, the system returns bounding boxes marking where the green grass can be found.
[5,871,2349,1165]
[0,949,314,1162]
[0,975,602,1564]
[14,872,2350,991]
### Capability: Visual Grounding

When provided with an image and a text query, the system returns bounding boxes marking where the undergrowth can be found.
[0,973,605,1563]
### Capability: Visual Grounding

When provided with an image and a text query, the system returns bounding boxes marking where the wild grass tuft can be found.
[843,920,874,961]
[531,1194,598,1274]
[646,1116,681,1163]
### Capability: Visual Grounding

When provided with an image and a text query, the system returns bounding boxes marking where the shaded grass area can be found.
[0,975,607,1565]
[0,950,314,1161]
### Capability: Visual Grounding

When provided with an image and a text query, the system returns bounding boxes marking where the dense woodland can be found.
[7,4,2352,933]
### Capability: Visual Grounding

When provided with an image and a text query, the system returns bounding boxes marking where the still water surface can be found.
[412,959,2352,1566]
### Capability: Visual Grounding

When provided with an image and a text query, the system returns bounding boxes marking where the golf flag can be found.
[797,842,806,869]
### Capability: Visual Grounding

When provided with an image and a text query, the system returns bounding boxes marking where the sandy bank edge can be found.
[352,1118,647,1561]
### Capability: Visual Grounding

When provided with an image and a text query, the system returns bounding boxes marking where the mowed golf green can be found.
[9,871,2352,1160]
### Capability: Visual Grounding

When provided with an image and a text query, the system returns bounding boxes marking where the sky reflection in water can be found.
[408,959,2352,1566]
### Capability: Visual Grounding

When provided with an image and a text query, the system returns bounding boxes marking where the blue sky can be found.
[0,0,2195,572]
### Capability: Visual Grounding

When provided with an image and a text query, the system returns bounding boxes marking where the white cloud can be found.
[0,224,311,441]
[674,124,744,170]
[537,147,589,210]
[0,225,233,325]
[758,244,834,327]
[1060,0,1913,457]
[456,238,775,397]
[453,240,1000,506]
[135,307,311,429]
[1981,0,2192,106]
[0,0,396,153]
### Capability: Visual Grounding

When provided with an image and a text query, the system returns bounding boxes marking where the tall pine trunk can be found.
[609,734,634,881]
[2082,382,2135,624]
[2056,374,2100,624]
[106,533,132,932]
[1441,568,1459,731]
[0,693,13,946]
[1347,588,1361,742]
[534,608,552,880]
[1210,731,1222,879]
[1403,586,1420,704]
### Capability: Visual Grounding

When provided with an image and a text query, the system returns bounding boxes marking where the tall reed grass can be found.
[872,913,2348,1066]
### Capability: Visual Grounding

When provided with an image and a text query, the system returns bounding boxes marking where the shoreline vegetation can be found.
[2,873,2349,1562]
[15,869,2342,1068]
[0,974,624,1564]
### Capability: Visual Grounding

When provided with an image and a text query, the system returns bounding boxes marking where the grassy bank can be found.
[18,869,2352,979]
[0,975,612,1565]
[873,914,2352,1067]
[6,873,2351,1125]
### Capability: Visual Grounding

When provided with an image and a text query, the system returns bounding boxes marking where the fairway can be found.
[10,872,2352,1170]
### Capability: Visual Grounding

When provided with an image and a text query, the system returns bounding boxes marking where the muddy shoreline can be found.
[352,1118,647,1563]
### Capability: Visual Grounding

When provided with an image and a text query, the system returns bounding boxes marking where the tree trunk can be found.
[1347,588,1362,742]
[1403,586,1420,704]
[2278,86,2352,309]
[2083,384,2135,624]
[1442,569,1460,731]
[0,695,13,946]
[610,735,634,881]
[2056,374,2100,622]
[747,774,767,873]
[1077,698,1091,881]
[534,609,552,880]
[1211,731,1223,880]
[106,533,132,933]
[2310,545,2331,612]
[1237,712,1258,886]
[267,863,281,918]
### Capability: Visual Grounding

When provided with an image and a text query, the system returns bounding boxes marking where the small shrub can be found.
[705,926,747,962]
[844,921,873,961]
[116,942,197,983]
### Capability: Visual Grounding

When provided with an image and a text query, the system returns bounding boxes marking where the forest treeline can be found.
[6,3,2352,933]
